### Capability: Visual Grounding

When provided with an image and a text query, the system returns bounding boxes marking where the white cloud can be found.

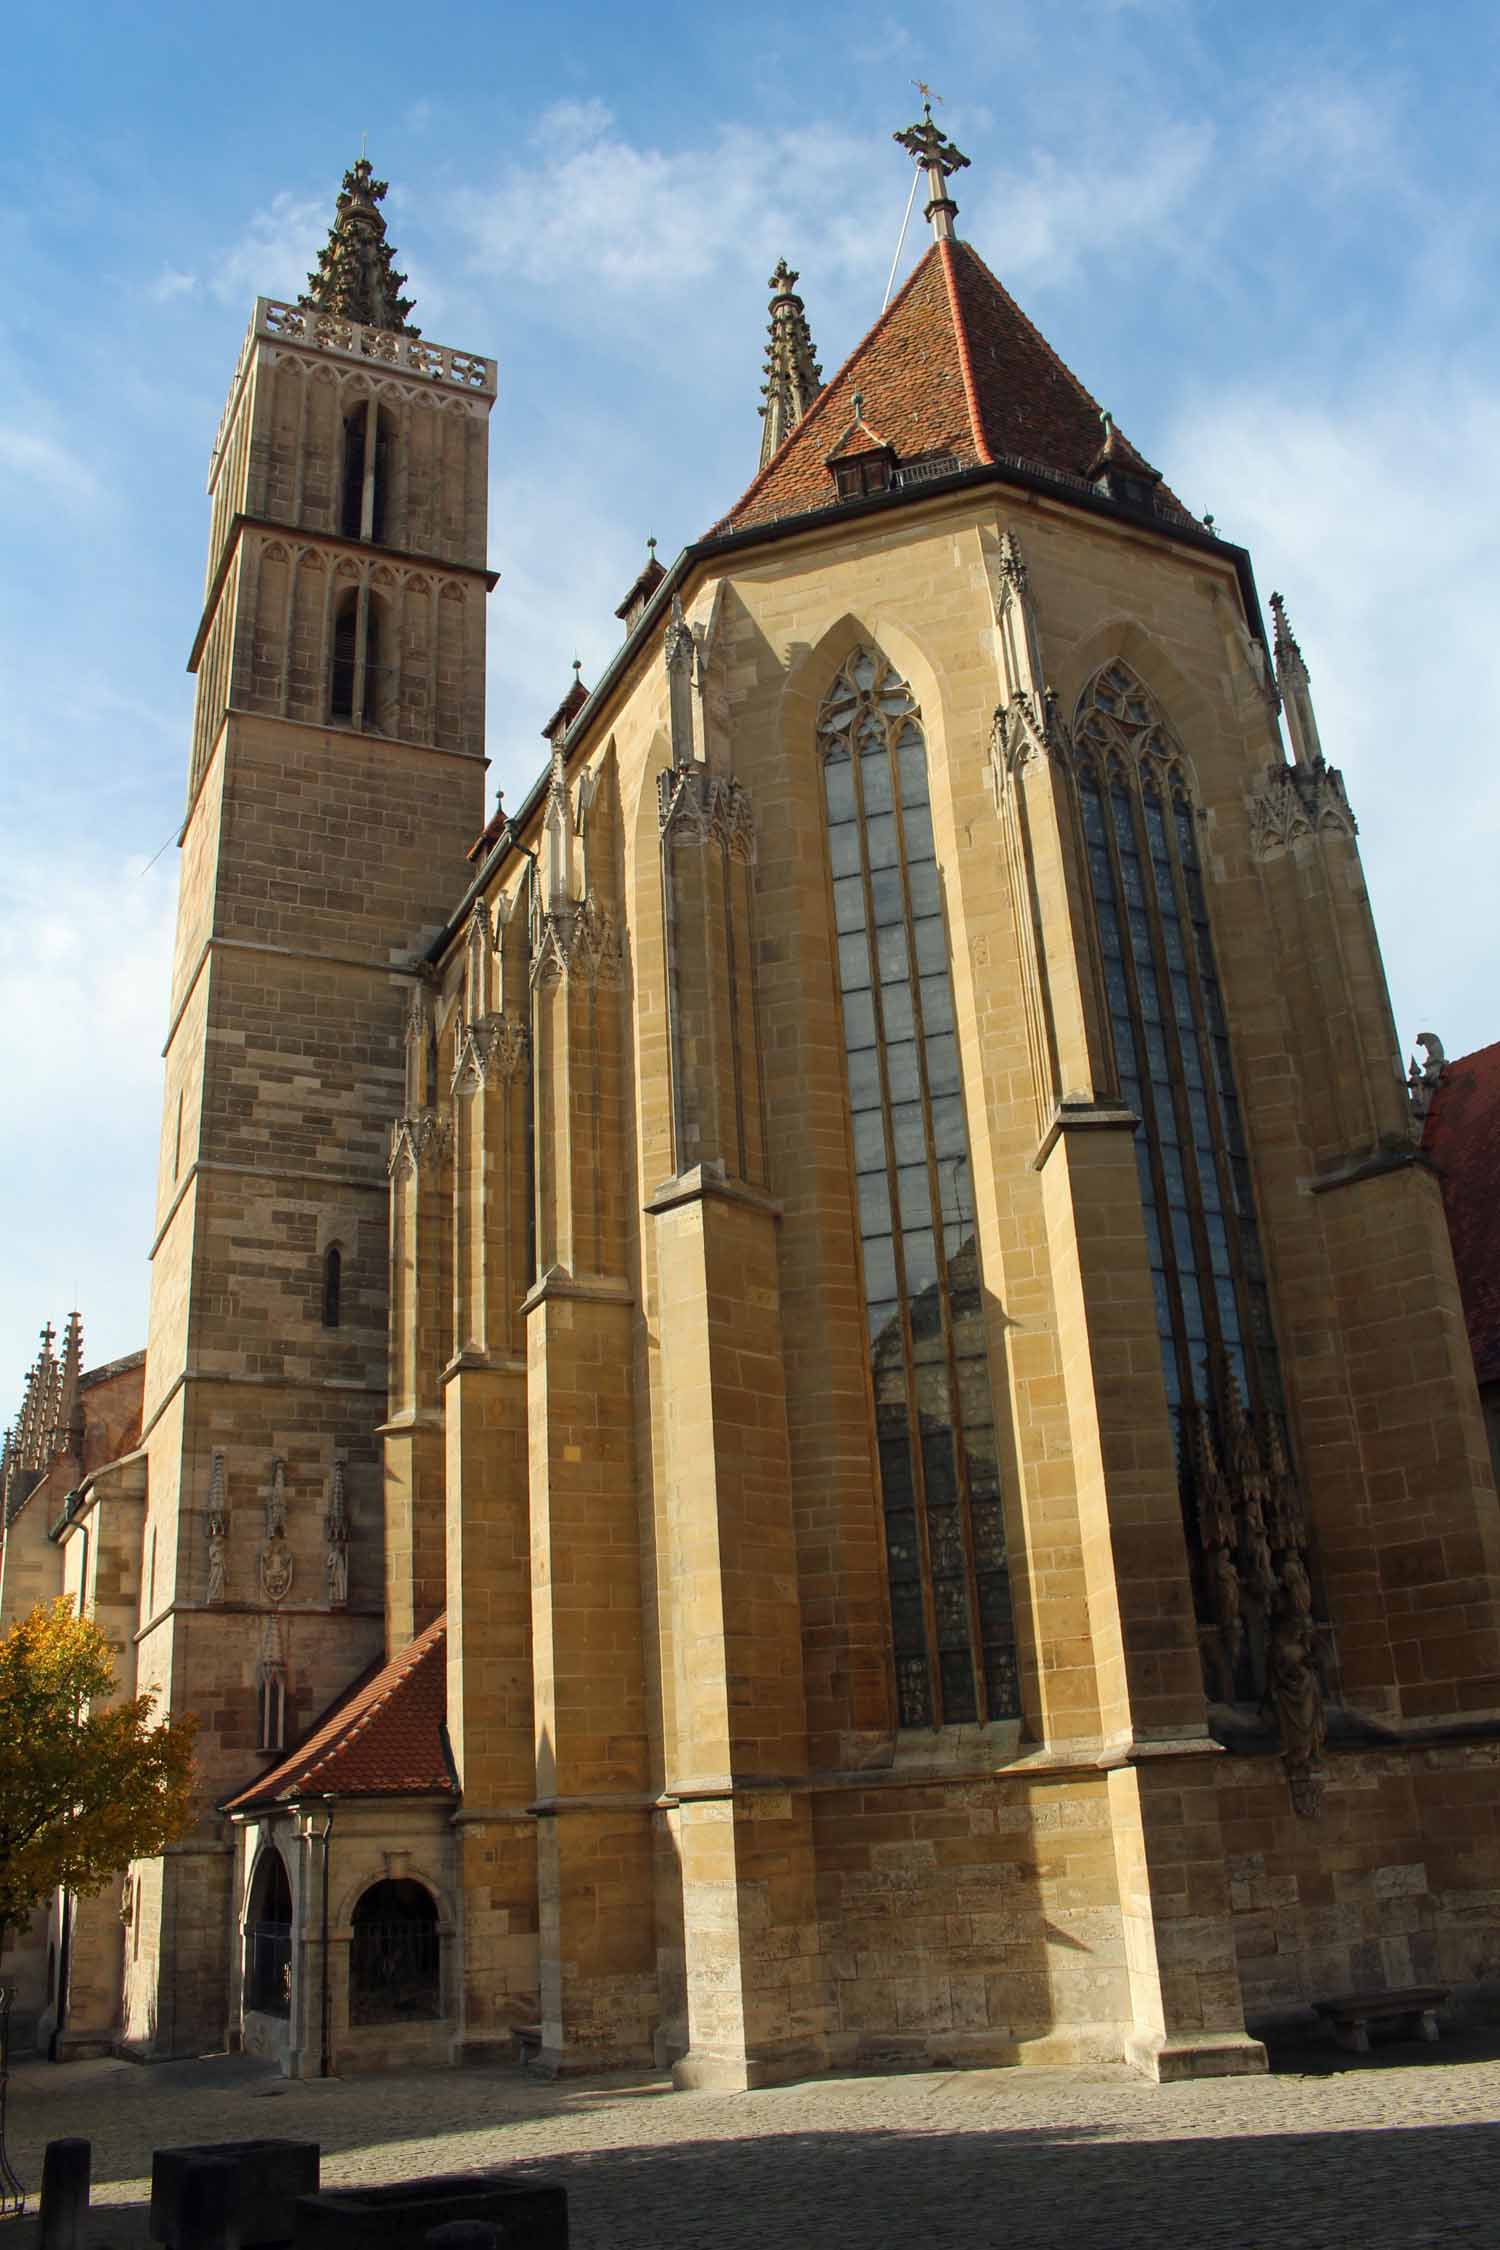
[965,119,1214,291]
[0,849,176,1379]
[149,268,197,304]
[455,104,892,297]
[211,191,326,306]
[1165,369,1500,1064]
[0,424,103,505]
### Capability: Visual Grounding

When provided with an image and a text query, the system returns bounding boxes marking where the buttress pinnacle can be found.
[759,261,824,470]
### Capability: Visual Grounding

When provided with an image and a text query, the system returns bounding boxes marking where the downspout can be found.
[319,1797,335,2079]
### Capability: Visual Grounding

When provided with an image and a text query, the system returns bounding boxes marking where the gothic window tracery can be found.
[819,648,1019,1729]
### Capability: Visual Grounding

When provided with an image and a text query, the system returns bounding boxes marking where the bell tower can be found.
[128,158,495,2055]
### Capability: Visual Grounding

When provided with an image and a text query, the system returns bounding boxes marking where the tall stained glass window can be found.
[1070,663,1276,1434]
[1068,662,1295,1704]
[819,648,1019,1729]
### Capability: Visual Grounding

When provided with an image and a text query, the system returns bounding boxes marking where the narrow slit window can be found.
[322,1245,342,1329]
[329,590,382,728]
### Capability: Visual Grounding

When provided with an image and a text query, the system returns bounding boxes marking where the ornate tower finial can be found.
[298,154,420,336]
[759,259,824,469]
[894,95,970,245]
[1269,591,1325,770]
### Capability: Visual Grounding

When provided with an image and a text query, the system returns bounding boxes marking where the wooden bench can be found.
[1311,1984,1450,2054]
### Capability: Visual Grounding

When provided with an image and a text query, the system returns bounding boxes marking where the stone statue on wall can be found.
[1268,1609,1327,1817]
[324,1456,350,1610]
[205,1450,229,1604]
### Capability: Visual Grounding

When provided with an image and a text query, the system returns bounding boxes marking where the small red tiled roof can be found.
[1423,1041,1500,1387]
[222,1614,453,1812]
[715,235,1179,535]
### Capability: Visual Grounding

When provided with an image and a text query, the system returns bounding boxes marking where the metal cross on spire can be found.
[894,89,970,244]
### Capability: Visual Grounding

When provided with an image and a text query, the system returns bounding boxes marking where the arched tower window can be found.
[330,588,383,729]
[1066,661,1312,1707]
[246,1848,292,2017]
[349,1878,440,2024]
[321,1244,342,1329]
[340,400,395,543]
[819,648,1019,1729]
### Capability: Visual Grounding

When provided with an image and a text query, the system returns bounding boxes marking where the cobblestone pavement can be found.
[5,2029,1500,2249]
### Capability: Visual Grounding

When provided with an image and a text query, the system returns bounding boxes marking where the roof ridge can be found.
[937,239,993,466]
[714,243,943,531]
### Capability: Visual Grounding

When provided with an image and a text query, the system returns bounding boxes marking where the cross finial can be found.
[894,97,970,244]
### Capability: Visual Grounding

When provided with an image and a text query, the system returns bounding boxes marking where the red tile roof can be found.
[222,1614,453,1812]
[1423,1041,1500,1387]
[715,236,1180,535]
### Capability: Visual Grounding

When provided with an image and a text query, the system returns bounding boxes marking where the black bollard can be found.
[178,2156,241,2250]
[39,2138,91,2250]
[425,2225,502,2250]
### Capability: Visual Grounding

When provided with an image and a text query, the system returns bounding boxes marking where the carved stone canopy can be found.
[1246,758,1357,859]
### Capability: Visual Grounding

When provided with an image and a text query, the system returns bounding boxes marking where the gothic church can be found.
[4,114,1500,2084]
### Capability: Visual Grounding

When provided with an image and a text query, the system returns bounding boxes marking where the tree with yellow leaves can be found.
[0,1597,196,1948]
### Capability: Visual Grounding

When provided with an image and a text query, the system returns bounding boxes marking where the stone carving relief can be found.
[205,1450,229,1605]
[1245,759,1357,859]
[1189,1369,1329,1817]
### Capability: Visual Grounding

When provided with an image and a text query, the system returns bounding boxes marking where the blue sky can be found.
[3,0,1498,1385]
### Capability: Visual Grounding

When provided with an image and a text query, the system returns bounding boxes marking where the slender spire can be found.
[893,93,970,244]
[1269,591,1325,770]
[55,1311,84,1457]
[759,260,824,469]
[299,155,419,336]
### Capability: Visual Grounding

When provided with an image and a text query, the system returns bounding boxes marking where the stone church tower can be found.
[124,161,495,2052]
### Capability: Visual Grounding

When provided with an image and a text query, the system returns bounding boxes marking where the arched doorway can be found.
[348,1878,440,2024]
[246,1848,293,2018]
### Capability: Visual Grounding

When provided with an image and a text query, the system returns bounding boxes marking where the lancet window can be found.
[1065,662,1315,1719]
[340,400,393,543]
[330,587,383,728]
[819,649,1019,1729]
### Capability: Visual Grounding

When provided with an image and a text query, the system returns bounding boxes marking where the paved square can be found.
[5,2035,1500,2248]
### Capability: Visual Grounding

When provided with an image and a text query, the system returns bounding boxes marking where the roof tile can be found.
[715,235,1181,535]
[1423,1042,1500,1387]
[222,1614,452,1812]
